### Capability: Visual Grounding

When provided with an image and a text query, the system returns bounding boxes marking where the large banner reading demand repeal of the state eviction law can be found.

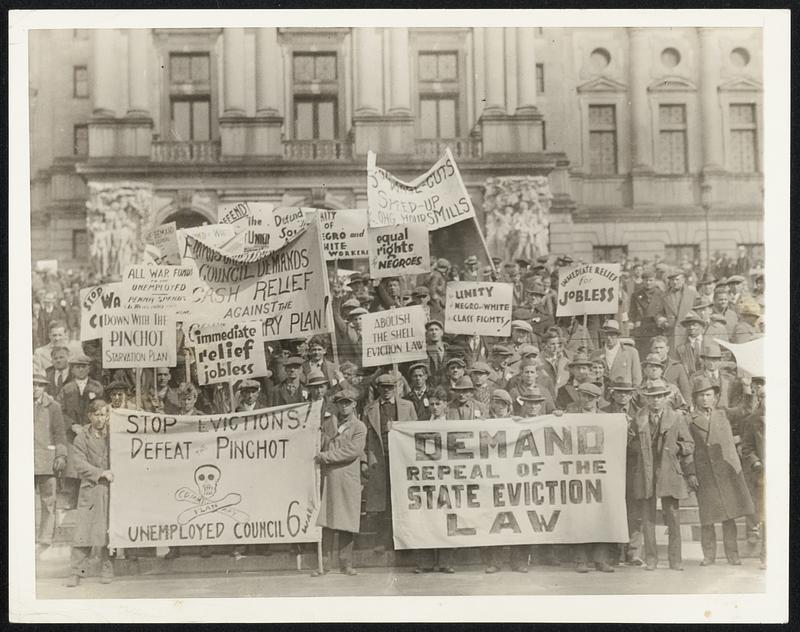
[109,401,322,548]
[388,414,628,549]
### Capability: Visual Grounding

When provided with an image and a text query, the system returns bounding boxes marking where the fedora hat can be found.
[692,375,720,395]
[641,379,671,397]
[679,310,705,326]
[608,378,636,391]
[568,352,593,368]
[451,376,475,390]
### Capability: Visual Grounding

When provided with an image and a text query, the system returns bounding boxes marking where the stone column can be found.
[628,28,652,170]
[387,28,411,115]
[255,27,280,116]
[222,27,246,117]
[92,29,117,117]
[516,27,538,114]
[355,28,382,115]
[127,29,150,117]
[699,28,724,172]
[482,28,506,114]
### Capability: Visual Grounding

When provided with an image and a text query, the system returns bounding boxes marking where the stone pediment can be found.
[647,76,698,92]
[718,76,763,92]
[576,75,628,93]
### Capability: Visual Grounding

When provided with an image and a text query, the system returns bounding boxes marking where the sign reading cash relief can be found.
[108,401,322,548]
[556,263,621,317]
[389,414,629,549]
[367,148,476,230]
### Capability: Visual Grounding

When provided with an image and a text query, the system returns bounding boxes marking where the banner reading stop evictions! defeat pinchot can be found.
[556,263,621,317]
[108,401,322,548]
[388,414,629,549]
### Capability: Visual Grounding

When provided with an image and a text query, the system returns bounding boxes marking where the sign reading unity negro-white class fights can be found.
[182,219,331,341]
[218,202,309,258]
[122,264,197,315]
[389,414,629,549]
[367,148,476,230]
[445,282,513,337]
[147,221,181,265]
[101,309,177,369]
[361,305,428,368]
[368,224,431,279]
[556,263,621,317]
[79,282,124,341]
[320,208,369,261]
[184,320,268,386]
[108,401,322,548]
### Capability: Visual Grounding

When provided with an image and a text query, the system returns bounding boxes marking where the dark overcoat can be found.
[689,409,754,525]
[57,378,104,478]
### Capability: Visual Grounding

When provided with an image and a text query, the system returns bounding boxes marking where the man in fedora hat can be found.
[599,319,642,387]
[648,337,691,406]
[443,356,468,396]
[695,341,734,409]
[629,268,668,359]
[711,286,739,336]
[446,376,488,420]
[556,350,594,410]
[508,357,556,413]
[629,379,697,570]
[674,310,707,377]
[696,272,717,304]
[363,372,417,549]
[270,356,308,407]
[462,255,480,282]
[688,375,754,567]
[663,269,699,351]
[639,352,688,412]
[732,300,763,344]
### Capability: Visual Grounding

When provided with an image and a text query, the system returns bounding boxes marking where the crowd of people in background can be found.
[31,244,766,584]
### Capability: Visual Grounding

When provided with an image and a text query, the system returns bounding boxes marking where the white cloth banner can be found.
[367,148,475,230]
[79,282,124,342]
[184,320,268,386]
[361,305,428,367]
[108,401,322,548]
[445,281,514,337]
[368,224,431,280]
[389,414,629,549]
[320,208,369,261]
[182,218,332,341]
[715,337,764,378]
[556,263,621,317]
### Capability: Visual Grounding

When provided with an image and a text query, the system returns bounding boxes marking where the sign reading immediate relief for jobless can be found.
[389,414,629,549]
[184,320,268,386]
[101,309,177,368]
[445,282,513,337]
[368,224,430,279]
[556,263,621,317]
[108,401,322,548]
[361,305,428,367]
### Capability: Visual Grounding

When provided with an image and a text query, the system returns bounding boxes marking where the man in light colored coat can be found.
[598,319,642,387]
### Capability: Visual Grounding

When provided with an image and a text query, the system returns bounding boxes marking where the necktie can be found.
[57,372,64,389]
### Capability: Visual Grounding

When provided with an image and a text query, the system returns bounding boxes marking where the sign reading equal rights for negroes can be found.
[184,320,268,386]
[79,282,124,341]
[182,219,331,341]
[367,148,476,230]
[368,224,431,280]
[445,282,514,337]
[389,414,629,549]
[361,305,428,367]
[108,401,322,548]
[556,263,621,317]
[319,208,369,261]
[101,309,177,369]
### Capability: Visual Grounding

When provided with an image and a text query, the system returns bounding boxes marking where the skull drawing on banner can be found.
[194,464,221,502]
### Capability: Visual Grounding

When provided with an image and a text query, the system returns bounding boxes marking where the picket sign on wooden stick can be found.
[134,367,143,409]
[329,259,341,371]
[183,348,191,384]
[228,381,236,413]
[470,212,497,277]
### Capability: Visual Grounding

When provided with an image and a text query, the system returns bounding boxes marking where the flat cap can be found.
[69,353,92,365]
[333,388,359,403]
[510,320,533,334]
[284,356,304,367]
[412,286,430,296]
[451,376,475,390]
[577,382,603,398]
[347,307,368,318]
[408,361,430,374]
[237,379,261,391]
[491,344,514,356]
[375,372,398,386]
[106,379,130,393]
[468,361,491,374]
[446,356,467,368]
[425,319,444,330]
[491,389,513,405]
[518,386,546,401]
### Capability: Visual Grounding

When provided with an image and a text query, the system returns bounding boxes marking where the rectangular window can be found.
[73,125,88,156]
[419,96,457,138]
[73,66,89,98]
[657,104,687,174]
[417,51,460,139]
[170,97,211,142]
[170,53,210,84]
[293,52,337,83]
[664,244,700,266]
[592,245,628,263]
[293,97,338,140]
[588,105,617,174]
[72,230,88,262]
[536,63,545,95]
[729,104,758,173]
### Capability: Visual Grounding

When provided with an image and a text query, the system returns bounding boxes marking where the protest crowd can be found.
[31,161,767,588]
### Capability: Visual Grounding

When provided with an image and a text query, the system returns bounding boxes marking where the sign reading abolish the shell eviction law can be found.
[361,305,428,368]
[184,320,268,386]
[556,263,621,317]
[445,282,514,337]
[182,219,331,341]
[367,148,476,230]
[79,282,124,341]
[389,414,629,549]
[368,224,430,279]
[101,309,177,369]
[319,208,369,261]
[108,401,322,548]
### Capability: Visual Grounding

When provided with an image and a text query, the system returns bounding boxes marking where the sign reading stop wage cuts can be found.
[556,263,621,317]
[108,401,322,548]
[79,282,124,341]
[367,148,476,230]
[445,282,513,337]
[389,414,628,549]
[361,305,428,367]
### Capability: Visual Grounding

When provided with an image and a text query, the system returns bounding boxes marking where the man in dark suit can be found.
[629,268,668,359]
[673,311,706,378]
[425,320,451,386]
[363,373,417,549]
[302,337,343,388]
[403,361,432,420]
[45,345,73,397]
[556,351,594,410]
[663,270,699,352]
[269,356,308,407]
